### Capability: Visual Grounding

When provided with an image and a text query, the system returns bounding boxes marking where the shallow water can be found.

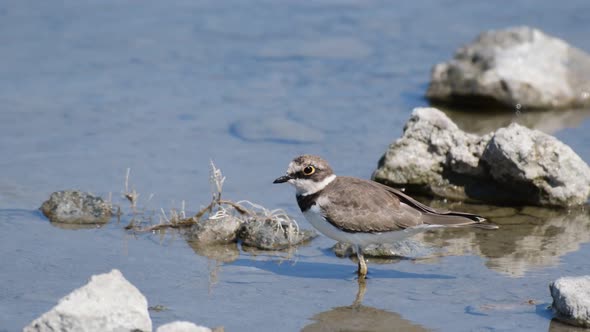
[2,1,590,331]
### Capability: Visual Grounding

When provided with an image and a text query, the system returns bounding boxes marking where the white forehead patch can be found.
[287,161,303,175]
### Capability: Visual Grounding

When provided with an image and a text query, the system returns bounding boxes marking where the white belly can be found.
[302,205,430,247]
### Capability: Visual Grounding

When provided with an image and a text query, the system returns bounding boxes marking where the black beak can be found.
[273,175,292,184]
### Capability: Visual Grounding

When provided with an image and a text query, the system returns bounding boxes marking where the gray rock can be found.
[550,276,590,328]
[481,124,590,206]
[373,107,590,206]
[333,240,435,258]
[373,107,493,201]
[185,215,242,245]
[24,269,151,332]
[156,321,213,332]
[40,190,112,224]
[427,26,590,109]
[239,219,317,250]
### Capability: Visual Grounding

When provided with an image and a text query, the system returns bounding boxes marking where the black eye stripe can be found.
[293,167,318,178]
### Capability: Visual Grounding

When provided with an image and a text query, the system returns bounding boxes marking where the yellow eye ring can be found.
[303,165,315,176]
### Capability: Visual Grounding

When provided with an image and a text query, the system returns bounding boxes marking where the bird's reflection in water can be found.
[418,201,590,277]
[302,279,430,332]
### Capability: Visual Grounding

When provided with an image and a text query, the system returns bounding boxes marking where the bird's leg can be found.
[355,245,367,279]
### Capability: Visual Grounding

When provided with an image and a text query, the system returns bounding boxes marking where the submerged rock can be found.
[24,269,151,332]
[156,321,214,332]
[185,215,242,245]
[550,276,590,328]
[238,219,317,250]
[427,26,590,109]
[40,190,112,224]
[333,240,435,259]
[185,207,318,251]
[373,107,590,207]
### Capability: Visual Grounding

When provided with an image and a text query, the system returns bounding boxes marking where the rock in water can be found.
[427,26,590,109]
[333,240,435,258]
[373,107,590,206]
[238,219,317,250]
[481,124,590,206]
[40,190,112,224]
[24,269,151,332]
[550,276,590,328]
[373,107,489,201]
[185,215,242,245]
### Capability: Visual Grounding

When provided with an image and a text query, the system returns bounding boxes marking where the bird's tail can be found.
[378,182,498,230]
[423,212,499,229]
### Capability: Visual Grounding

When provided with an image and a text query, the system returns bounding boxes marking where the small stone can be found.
[238,219,317,250]
[185,215,242,245]
[24,269,151,332]
[156,321,213,332]
[550,276,590,328]
[149,304,168,312]
[40,190,112,224]
[427,26,590,109]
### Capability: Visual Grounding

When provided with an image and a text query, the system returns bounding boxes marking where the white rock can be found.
[427,26,590,109]
[373,107,490,200]
[157,321,213,332]
[24,269,151,332]
[550,276,590,327]
[482,124,590,206]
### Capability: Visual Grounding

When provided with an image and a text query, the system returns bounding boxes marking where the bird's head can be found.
[273,155,336,196]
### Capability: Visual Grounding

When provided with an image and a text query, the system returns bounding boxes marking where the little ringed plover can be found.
[273,154,497,278]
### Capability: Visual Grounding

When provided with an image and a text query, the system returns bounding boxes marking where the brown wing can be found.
[368,180,489,225]
[319,177,490,233]
[319,177,425,233]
